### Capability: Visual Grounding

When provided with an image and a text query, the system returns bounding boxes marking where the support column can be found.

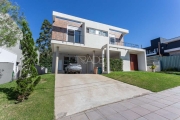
[106,44,110,73]
[102,48,105,73]
[55,47,59,75]
[92,51,95,72]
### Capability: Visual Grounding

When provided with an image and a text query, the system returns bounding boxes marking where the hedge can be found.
[104,58,123,71]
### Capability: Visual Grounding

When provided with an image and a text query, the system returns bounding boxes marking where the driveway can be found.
[58,86,180,120]
[55,74,151,119]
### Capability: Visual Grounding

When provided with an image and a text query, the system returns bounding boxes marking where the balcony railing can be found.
[109,41,139,48]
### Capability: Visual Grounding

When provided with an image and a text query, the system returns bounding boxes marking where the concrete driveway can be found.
[55,74,151,119]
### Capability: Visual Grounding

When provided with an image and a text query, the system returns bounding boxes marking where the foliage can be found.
[149,64,156,70]
[0,0,24,47]
[103,71,180,92]
[15,20,40,102]
[104,58,123,71]
[163,67,179,71]
[0,74,55,120]
[36,19,52,72]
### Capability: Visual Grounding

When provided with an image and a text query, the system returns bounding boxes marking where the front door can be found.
[130,54,138,70]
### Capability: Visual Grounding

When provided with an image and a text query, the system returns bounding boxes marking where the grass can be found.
[0,74,55,120]
[159,71,180,76]
[103,71,180,92]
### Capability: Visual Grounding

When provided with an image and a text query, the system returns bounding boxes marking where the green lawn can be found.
[103,71,180,92]
[0,74,55,120]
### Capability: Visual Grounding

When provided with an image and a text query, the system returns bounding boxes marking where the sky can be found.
[14,0,180,48]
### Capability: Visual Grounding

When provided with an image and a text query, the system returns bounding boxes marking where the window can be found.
[68,29,74,43]
[68,29,81,43]
[109,37,116,45]
[75,31,81,43]
[87,28,108,37]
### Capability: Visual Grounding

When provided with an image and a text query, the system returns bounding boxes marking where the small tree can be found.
[15,20,40,102]
[36,19,52,72]
[0,0,24,47]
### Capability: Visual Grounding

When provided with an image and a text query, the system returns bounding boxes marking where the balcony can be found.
[109,41,139,48]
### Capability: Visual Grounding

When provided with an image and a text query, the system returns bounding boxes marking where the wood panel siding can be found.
[130,54,138,70]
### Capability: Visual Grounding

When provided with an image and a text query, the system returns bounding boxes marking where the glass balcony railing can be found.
[109,41,139,48]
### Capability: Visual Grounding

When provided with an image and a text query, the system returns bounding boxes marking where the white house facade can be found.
[51,11,147,74]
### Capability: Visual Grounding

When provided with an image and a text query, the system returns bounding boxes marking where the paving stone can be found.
[136,97,153,103]
[148,101,168,108]
[131,106,151,116]
[163,97,180,102]
[171,102,180,109]
[143,113,168,120]
[136,117,148,120]
[106,113,127,120]
[108,102,128,113]
[127,98,146,106]
[143,95,160,101]
[175,117,180,120]
[164,106,180,115]
[85,110,105,120]
[119,110,141,120]
[156,99,174,105]
[150,93,167,99]
[57,116,71,120]
[71,113,89,120]
[119,101,137,109]
[155,109,180,120]
[140,103,160,111]
[97,106,117,117]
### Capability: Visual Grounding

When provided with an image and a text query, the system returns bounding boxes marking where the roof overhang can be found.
[164,47,180,53]
[52,11,129,34]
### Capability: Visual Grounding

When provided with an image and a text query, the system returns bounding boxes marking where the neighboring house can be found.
[0,40,23,79]
[144,36,180,57]
[51,11,147,74]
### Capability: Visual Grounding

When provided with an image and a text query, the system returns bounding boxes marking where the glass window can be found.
[75,30,81,43]
[89,28,95,34]
[68,29,74,42]
[109,37,116,44]
[100,31,108,36]
[87,27,108,37]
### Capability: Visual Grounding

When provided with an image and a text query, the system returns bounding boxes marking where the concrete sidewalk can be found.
[55,74,151,119]
[58,86,180,120]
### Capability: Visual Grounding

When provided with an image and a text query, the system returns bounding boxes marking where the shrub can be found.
[104,58,123,71]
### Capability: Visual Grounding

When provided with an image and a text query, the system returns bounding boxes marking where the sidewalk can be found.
[58,86,180,120]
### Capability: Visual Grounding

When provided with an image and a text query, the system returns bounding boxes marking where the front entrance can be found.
[130,54,138,70]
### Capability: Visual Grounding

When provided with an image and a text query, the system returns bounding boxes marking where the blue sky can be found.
[15,0,180,47]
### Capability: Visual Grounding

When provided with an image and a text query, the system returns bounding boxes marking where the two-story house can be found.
[51,11,147,74]
[144,36,180,57]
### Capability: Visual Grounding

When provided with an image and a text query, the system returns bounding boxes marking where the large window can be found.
[87,28,108,37]
[68,29,81,43]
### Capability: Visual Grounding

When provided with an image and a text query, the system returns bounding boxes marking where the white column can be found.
[92,51,95,71]
[55,47,59,74]
[106,44,110,73]
[102,48,105,73]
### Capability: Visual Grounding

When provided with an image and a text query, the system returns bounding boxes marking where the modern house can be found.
[144,36,180,57]
[51,11,147,74]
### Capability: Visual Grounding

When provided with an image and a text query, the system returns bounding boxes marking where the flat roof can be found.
[53,11,129,34]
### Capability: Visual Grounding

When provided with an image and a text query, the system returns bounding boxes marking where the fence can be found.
[159,55,180,71]
[147,55,180,71]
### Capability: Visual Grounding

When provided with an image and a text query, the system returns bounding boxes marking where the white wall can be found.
[137,52,147,71]
[0,48,17,73]
[120,49,130,71]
